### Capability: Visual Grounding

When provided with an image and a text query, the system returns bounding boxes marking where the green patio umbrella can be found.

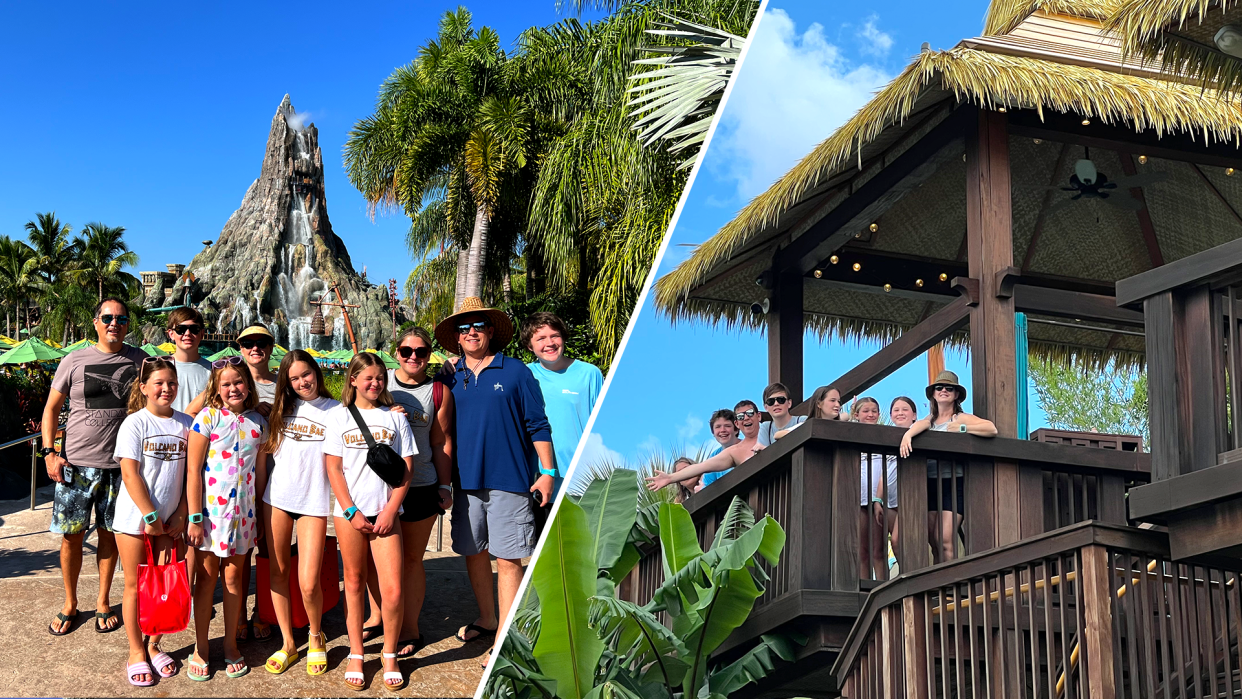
[63,338,93,353]
[0,337,67,364]
[140,343,169,356]
[365,348,400,369]
[207,346,241,361]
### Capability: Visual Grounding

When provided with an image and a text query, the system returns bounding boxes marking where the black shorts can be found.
[927,476,966,515]
[400,484,446,523]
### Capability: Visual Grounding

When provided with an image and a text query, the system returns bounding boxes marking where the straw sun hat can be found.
[926,370,967,402]
[434,297,514,354]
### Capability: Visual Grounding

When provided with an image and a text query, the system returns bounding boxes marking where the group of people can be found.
[645,372,997,575]
[41,295,602,689]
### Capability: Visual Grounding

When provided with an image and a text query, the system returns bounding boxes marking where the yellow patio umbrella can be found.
[304,348,324,358]
[157,342,176,353]
[0,334,18,346]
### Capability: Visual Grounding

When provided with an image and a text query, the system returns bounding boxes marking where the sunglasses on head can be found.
[170,323,202,336]
[212,355,244,369]
[141,356,171,366]
[397,345,431,360]
[457,321,490,335]
[765,396,788,406]
[98,314,129,326]
[239,338,272,350]
[736,409,757,419]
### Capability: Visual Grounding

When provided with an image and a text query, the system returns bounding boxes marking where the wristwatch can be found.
[38,446,57,457]
[188,513,204,524]
[958,424,968,433]
[343,506,359,520]
[143,511,159,525]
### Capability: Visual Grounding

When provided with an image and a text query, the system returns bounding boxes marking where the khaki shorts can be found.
[450,488,535,560]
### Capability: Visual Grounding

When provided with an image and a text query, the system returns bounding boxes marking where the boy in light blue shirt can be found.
[699,408,740,488]
[522,313,604,496]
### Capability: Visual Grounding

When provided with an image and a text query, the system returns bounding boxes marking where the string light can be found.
[1229,168,1237,176]
[997,107,1007,113]
[813,269,823,278]
[1138,155,1148,164]
[830,255,839,264]
[883,283,893,292]
[853,262,862,272]
[915,279,924,287]
[1081,118,1091,126]
[939,273,949,282]
[1033,139,1042,145]
[869,222,879,233]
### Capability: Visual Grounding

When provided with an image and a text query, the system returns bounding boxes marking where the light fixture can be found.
[1229,168,1237,176]
[997,107,1007,113]
[915,278,924,287]
[854,232,862,238]
[310,307,326,335]
[1081,118,1091,126]
[852,262,862,272]
[813,269,823,278]
[883,283,893,292]
[830,255,839,265]
[939,273,949,282]
[1138,155,1148,165]
[1033,139,1042,145]
[869,223,879,233]
[1215,25,1242,59]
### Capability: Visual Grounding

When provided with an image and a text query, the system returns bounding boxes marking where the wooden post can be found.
[1080,545,1117,699]
[768,271,804,403]
[897,455,931,573]
[790,441,836,591]
[831,443,861,591]
[881,605,902,699]
[902,596,930,699]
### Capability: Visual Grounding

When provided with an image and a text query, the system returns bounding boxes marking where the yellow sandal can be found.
[265,648,299,674]
[307,632,328,676]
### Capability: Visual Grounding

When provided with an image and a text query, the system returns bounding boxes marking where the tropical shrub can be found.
[486,468,799,699]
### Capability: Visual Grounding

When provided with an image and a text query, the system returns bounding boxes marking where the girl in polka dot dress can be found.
[185,356,269,680]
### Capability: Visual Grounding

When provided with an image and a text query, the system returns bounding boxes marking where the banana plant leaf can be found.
[588,595,690,686]
[706,633,803,697]
[532,499,605,699]
[578,470,639,572]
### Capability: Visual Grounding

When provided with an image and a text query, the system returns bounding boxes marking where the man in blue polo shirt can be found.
[435,297,554,660]
[521,312,604,497]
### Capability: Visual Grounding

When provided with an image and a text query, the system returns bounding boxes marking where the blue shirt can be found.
[699,444,733,487]
[527,359,604,479]
[441,353,552,492]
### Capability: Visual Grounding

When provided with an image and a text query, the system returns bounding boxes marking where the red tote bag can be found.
[257,535,339,628]
[137,535,192,636]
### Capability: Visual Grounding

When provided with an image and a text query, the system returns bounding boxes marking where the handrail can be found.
[0,431,39,452]
[829,520,1172,683]
[0,431,42,511]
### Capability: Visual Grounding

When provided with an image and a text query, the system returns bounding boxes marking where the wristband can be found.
[539,468,558,477]
[188,513,203,524]
[143,511,159,525]
[438,485,452,492]
[343,506,359,520]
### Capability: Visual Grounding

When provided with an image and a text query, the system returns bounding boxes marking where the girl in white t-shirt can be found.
[259,349,339,677]
[326,352,414,691]
[112,357,193,687]
[185,357,268,680]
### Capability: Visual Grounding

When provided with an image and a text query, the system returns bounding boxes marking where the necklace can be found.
[467,354,491,388]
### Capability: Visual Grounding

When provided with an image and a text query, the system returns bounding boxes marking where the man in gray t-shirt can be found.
[164,308,212,415]
[42,298,145,635]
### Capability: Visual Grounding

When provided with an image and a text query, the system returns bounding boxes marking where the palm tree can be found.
[24,212,82,317]
[0,236,37,337]
[71,222,140,301]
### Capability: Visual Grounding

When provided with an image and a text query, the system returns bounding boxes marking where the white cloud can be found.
[857,16,893,57]
[711,9,893,201]
[577,431,625,469]
[676,412,705,443]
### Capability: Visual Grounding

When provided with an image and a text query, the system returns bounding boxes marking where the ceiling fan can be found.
[1044,147,1168,213]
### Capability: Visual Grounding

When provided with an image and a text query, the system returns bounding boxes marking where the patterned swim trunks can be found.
[50,466,120,535]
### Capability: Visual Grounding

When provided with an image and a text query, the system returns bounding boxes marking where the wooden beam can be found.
[805,276,952,305]
[777,108,972,276]
[1118,152,1165,268]
[826,290,977,403]
[1012,284,1144,326]
[1020,142,1071,272]
[1189,162,1242,230]
[768,271,804,403]
[1117,235,1242,304]
[1008,109,1242,170]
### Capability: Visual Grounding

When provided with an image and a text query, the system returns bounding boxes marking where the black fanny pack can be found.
[346,404,406,488]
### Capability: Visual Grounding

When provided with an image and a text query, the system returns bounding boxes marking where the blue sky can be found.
[583,0,1053,467]
[0,1,597,294]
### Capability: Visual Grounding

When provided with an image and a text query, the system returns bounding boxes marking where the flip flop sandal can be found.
[382,652,404,690]
[343,654,366,691]
[235,621,249,642]
[150,651,177,678]
[361,624,382,642]
[94,610,120,633]
[455,622,496,643]
[395,636,425,659]
[306,633,328,676]
[251,614,273,641]
[480,648,492,670]
[126,661,156,687]
[187,657,212,682]
[47,610,77,636]
[265,648,299,674]
[225,657,250,679]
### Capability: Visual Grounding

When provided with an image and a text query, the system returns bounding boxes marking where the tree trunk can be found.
[526,244,545,298]
[463,203,491,303]
[454,248,470,312]
[502,269,512,305]
[98,279,103,302]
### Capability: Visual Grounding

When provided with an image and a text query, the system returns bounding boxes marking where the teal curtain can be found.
[1015,312,1029,439]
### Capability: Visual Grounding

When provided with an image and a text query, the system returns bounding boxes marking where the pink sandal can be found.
[127,661,156,687]
[150,651,177,678]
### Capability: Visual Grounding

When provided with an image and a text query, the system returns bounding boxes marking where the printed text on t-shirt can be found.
[143,435,188,461]
[282,416,326,442]
[342,426,395,449]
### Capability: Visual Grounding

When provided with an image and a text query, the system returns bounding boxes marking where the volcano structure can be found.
[163,95,398,350]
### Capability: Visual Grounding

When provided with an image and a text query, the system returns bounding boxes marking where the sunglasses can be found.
[170,323,203,336]
[397,345,431,360]
[736,409,757,419]
[212,355,244,369]
[765,396,788,406]
[457,321,491,335]
[141,356,172,366]
[239,338,273,350]
[932,384,957,393]
[98,314,129,326]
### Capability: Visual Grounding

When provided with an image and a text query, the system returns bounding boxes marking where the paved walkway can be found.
[0,487,490,697]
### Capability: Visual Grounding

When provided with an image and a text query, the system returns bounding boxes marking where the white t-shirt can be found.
[112,408,194,536]
[263,395,340,517]
[171,358,212,413]
[325,405,415,518]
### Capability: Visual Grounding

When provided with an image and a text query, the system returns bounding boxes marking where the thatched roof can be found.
[986,0,1124,35]
[655,3,1242,368]
[1108,0,1242,95]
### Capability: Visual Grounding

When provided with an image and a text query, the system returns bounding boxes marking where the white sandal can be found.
[343,654,366,691]
[382,652,405,690]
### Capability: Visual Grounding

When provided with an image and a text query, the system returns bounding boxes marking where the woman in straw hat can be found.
[434,297,555,663]
[899,371,996,562]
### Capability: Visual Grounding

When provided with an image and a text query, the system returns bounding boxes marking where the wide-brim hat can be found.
[926,370,967,402]
[237,324,273,341]
[434,297,514,354]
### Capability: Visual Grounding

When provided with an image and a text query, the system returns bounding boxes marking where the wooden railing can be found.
[833,522,1242,699]
[624,419,1150,658]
